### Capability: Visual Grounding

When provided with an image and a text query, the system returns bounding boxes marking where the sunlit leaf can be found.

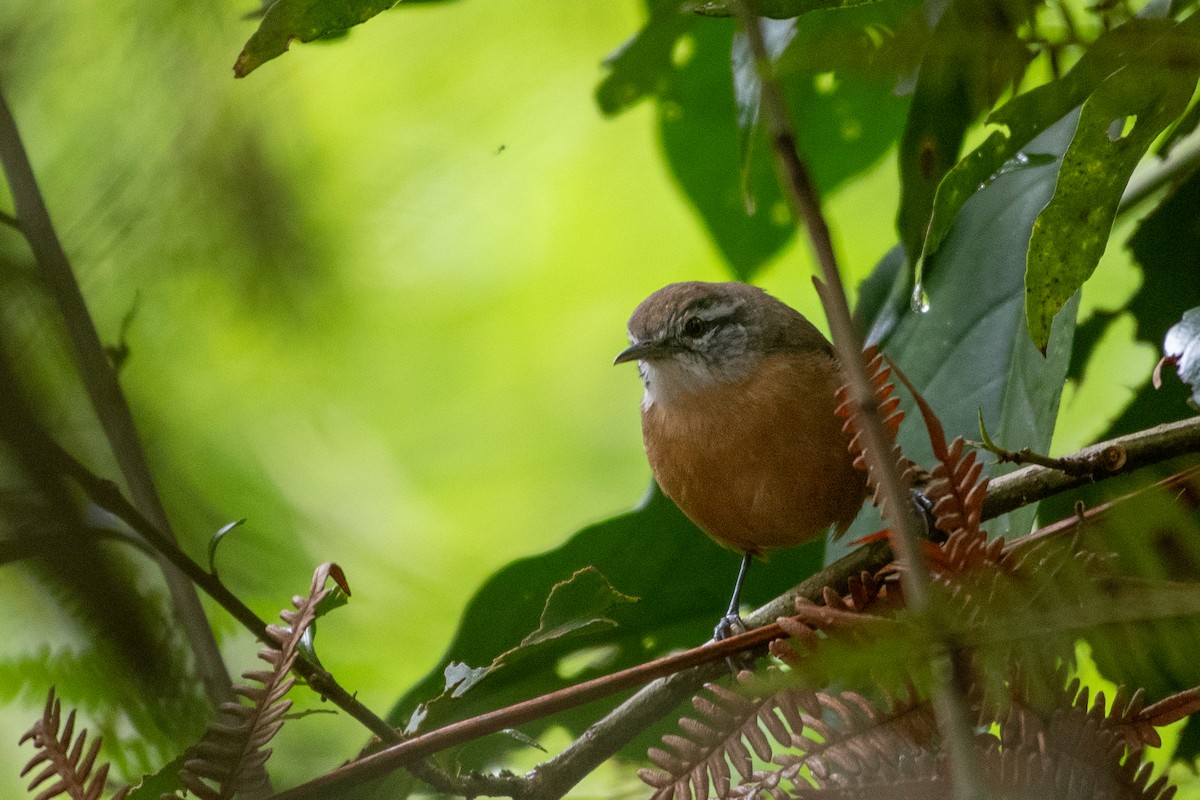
[923,12,1189,261]
[1025,37,1200,351]
[520,566,638,647]
[233,0,400,78]
[688,0,884,19]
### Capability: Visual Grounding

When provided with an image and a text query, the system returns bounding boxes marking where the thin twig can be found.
[725,8,985,799]
[0,206,18,230]
[0,86,233,706]
[36,435,402,747]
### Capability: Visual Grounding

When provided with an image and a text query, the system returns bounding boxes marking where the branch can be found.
[0,86,233,705]
[983,416,1200,520]
[269,540,895,800]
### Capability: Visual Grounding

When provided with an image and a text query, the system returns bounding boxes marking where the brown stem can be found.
[0,86,233,706]
[983,416,1200,520]
[726,9,985,799]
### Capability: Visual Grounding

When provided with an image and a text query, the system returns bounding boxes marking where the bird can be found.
[614,281,868,638]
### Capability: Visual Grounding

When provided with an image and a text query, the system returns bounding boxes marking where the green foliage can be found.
[234,0,401,77]
[6,0,1200,796]
[391,488,823,757]
[1025,18,1200,350]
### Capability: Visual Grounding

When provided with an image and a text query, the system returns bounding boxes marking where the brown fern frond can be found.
[887,359,988,546]
[639,669,824,800]
[19,687,129,800]
[174,562,348,800]
[834,346,916,517]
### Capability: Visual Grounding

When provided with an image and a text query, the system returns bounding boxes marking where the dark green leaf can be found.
[595,0,694,117]
[657,19,794,278]
[834,108,1082,563]
[896,0,1031,261]
[923,13,1191,261]
[123,752,187,800]
[1025,39,1200,350]
[389,486,824,761]
[1162,308,1200,408]
[233,0,400,78]
[689,0,884,19]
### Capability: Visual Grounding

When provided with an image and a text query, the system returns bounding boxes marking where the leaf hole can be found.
[555,644,621,680]
[814,71,838,95]
[671,35,695,69]
[1107,115,1137,142]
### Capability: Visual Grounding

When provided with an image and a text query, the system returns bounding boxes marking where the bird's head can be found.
[614,281,830,408]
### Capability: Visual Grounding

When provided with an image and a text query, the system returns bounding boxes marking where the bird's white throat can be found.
[639,357,728,410]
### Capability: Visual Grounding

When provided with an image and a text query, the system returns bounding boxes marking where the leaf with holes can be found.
[922,12,1188,262]
[1025,38,1200,351]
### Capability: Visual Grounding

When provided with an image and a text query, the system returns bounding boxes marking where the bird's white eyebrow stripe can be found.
[689,301,739,322]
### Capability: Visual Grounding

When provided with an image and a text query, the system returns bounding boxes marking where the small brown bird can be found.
[615,281,867,637]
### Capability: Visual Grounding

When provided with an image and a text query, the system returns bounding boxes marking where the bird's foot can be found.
[713,612,746,641]
[714,613,756,674]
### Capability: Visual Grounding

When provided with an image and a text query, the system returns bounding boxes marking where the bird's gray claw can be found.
[714,613,746,641]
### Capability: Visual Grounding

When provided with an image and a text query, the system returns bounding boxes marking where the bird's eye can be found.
[682,316,707,338]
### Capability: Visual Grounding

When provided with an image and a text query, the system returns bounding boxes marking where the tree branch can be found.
[983,416,1200,520]
[0,85,233,705]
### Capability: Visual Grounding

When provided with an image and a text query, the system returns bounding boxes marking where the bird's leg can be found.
[911,486,944,542]
[714,552,753,641]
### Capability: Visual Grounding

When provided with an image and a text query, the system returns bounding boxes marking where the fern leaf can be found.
[172,562,347,800]
[834,346,915,519]
[19,687,129,800]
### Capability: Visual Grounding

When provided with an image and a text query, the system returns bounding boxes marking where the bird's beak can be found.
[614,341,666,365]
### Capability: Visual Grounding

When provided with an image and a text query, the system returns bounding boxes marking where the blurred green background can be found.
[0,0,1158,794]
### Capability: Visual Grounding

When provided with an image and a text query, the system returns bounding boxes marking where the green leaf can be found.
[833,108,1082,562]
[389,487,823,761]
[233,0,400,78]
[595,0,694,117]
[1162,307,1200,409]
[923,13,1190,262]
[599,3,911,279]
[521,566,638,647]
[896,0,1031,261]
[1025,39,1200,351]
[656,19,794,278]
[688,0,884,19]
[123,753,188,800]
